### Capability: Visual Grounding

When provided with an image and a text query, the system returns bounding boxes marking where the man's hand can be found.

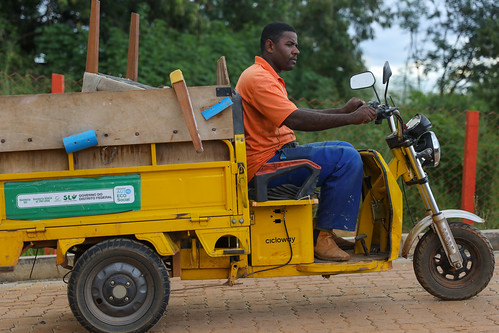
[348,104,377,124]
[343,97,365,113]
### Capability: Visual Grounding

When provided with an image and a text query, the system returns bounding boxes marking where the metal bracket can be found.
[227,260,240,286]
[406,175,428,185]
[216,87,232,97]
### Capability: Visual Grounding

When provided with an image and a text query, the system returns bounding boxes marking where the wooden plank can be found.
[85,0,100,73]
[81,72,152,92]
[0,149,68,174]
[217,56,230,86]
[156,141,229,165]
[126,13,140,81]
[0,86,233,152]
[74,144,152,169]
[170,70,204,153]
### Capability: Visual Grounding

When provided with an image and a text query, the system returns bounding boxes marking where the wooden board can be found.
[156,141,230,165]
[0,149,68,174]
[0,141,232,174]
[74,144,152,169]
[0,86,233,153]
[81,72,153,92]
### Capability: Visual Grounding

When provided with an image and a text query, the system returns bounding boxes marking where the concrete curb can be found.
[1,230,498,283]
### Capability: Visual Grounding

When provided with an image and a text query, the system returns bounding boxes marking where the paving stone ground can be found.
[1,254,498,333]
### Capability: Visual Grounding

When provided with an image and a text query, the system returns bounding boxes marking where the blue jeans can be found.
[266,141,363,231]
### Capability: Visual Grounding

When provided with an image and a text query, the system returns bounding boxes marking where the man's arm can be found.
[283,103,376,131]
[300,97,365,115]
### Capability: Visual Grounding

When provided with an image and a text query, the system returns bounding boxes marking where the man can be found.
[236,22,376,261]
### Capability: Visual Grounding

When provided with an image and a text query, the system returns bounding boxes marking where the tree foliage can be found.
[397,0,498,100]
[0,0,390,101]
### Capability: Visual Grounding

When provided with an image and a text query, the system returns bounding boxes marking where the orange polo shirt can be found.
[236,56,297,181]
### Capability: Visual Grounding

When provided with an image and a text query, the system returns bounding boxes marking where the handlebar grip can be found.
[367,101,383,124]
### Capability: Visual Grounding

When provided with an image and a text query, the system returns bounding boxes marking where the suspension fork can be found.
[388,113,463,269]
[406,145,464,269]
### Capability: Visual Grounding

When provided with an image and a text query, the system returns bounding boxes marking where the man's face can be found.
[269,31,299,72]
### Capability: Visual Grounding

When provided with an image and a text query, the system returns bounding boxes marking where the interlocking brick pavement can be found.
[0,254,498,332]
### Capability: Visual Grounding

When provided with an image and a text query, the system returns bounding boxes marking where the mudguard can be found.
[401,209,485,258]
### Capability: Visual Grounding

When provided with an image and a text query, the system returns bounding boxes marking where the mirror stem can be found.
[384,80,390,106]
[373,86,381,103]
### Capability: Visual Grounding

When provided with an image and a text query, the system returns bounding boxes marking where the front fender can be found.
[401,210,484,258]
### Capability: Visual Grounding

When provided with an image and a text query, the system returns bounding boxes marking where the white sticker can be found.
[114,186,135,204]
[17,189,114,208]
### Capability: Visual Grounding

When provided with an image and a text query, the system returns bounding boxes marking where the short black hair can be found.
[260,22,296,55]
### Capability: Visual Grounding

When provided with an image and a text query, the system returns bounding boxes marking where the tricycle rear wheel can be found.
[413,222,494,300]
[67,238,170,333]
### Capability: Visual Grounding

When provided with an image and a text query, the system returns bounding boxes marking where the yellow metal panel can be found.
[199,248,231,268]
[56,238,85,266]
[233,134,249,211]
[386,177,403,260]
[357,151,403,260]
[0,231,24,271]
[180,268,229,280]
[0,215,238,243]
[140,167,232,214]
[0,161,238,232]
[180,248,197,269]
[195,227,250,257]
[246,260,393,278]
[297,260,381,273]
[0,183,6,220]
[135,232,179,256]
[250,201,314,266]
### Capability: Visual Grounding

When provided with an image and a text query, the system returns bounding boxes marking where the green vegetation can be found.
[294,95,498,231]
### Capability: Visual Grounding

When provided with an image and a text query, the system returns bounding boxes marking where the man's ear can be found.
[264,39,274,54]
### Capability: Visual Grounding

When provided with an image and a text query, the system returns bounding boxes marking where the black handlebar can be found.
[368,101,398,125]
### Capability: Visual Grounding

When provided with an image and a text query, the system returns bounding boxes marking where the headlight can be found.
[415,131,441,168]
[405,114,432,140]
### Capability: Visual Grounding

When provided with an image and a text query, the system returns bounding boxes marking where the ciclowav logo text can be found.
[265,236,295,244]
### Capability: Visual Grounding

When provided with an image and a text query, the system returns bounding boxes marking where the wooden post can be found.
[126,13,140,81]
[170,70,204,153]
[46,73,65,254]
[51,74,64,94]
[461,110,480,224]
[216,56,230,86]
[85,0,100,73]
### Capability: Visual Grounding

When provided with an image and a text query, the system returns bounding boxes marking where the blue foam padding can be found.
[202,97,233,120]
[63,129,98,153]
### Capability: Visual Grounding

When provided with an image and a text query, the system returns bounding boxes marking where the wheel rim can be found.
[84,259,155,325]
[429,239,481,288]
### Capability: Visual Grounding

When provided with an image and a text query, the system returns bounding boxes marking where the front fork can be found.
[407,146,464,269]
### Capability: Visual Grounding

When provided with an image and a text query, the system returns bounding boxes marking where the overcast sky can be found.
[358,4,439,93]
[360,25,410,79]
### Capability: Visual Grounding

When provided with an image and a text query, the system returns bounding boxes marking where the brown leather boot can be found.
[314,231,350,261]
[331,231,355,250]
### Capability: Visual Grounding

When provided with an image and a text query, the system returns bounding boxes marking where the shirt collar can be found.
[255,56,285,86]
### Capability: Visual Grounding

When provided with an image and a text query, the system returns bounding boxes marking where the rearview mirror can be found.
[383,61,392,84]
[350,72,375,90]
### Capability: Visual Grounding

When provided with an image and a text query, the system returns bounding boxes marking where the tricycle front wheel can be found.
[413,222,495,300]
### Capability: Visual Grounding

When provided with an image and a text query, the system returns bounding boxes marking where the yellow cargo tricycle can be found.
[0,59,494,333]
